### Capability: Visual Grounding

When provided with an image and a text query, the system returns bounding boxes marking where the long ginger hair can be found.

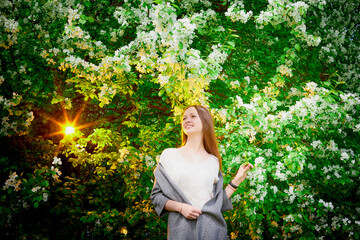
[181,105,222,171]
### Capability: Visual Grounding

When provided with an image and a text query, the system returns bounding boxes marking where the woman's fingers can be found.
[182,204,202,219]
[242,162,254,170]
[192,212,202,219]
[191,212,199,219]
[193,208,202,214]
[190,208,202,219]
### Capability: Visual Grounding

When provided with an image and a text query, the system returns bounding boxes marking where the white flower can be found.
[311,140,322,149]
[3,172,21,191]
[3,17,19,33]
[52,157,62,165]
[235,95,244,107]
[232,194,241,203]
[308,163,316,170]
[158,74,170,85]
[95,219,102,227]
[264,149,273,157]
[254,156,264,166]
[275,162,287,181]
[270,185,278,194]
[277,65,293,77]
[340,152,349,161]
[67,8,81,24]
[225,1,253,23]
[144,155,155,168]
[244,76,250,84]
[319,199,334,210]
[119,148,130,159]
[284,214,295,222]
[286,145,293,151]
[230,80,240,89]
[304,82,318,92]
[43,192,48,202]
[217,108,227,123]
[23,201,29,209]
[327,140,338,151]
[23,80,31,85]
[354,124,360,132]
[32,186,41,192]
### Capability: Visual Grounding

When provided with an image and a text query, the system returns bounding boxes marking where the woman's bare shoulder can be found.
[161,148,178,155]
[159,148,177,162]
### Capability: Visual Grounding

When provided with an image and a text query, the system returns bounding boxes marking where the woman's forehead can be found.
[184,107,198,115]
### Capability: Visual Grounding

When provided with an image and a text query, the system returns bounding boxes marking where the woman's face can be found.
[182,107,203,136]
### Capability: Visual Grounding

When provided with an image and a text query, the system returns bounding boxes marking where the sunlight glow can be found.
[65,126,75,135]
[38,98,102,139]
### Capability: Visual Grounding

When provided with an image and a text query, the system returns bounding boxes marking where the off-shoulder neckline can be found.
[174,148,216,162]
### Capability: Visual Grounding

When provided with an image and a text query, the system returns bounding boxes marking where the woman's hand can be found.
[232,162,254,186]
[225,162,254,198]
[180,203,202,220]
[164,200,201,219]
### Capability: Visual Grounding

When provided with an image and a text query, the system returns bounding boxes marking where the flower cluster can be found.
[142,155,155,169]
[313,0,360,89]
[318,199,334,211]
[0,93,34,136]
[31,186,49,202]
[0,15,19,48]
[255,0,321,46]
[67,8,81,26]
[118,148,130,162]
[51,157,62,181]
[277,64,293,77]
[99,84,117,107]
[3,172,21,191]
[225,0,253,23]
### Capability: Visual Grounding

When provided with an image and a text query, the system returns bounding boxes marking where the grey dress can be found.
[151,162,233,240]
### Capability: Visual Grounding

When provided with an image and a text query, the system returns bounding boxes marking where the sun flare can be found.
[65,126,75,135]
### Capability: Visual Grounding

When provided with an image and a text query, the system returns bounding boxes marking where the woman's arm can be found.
[225,184,237,198]
[164,200,202,220]
[225,162,253,198]
[151,175,202,219]
[150,179,171,217]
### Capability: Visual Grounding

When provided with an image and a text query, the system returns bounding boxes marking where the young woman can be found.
[151,105,253,240]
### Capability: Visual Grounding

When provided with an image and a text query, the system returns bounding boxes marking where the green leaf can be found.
[14,110,22,116]
[324,81,331,87]
[87,16,95,23]
[42,180,49,187]
[79,18,86,25]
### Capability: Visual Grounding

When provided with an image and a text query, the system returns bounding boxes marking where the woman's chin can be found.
[184,129,201,136]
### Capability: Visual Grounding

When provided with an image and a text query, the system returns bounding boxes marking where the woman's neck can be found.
[182,133,206,154]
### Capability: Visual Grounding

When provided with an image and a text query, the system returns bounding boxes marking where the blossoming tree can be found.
[1,0,359,239]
